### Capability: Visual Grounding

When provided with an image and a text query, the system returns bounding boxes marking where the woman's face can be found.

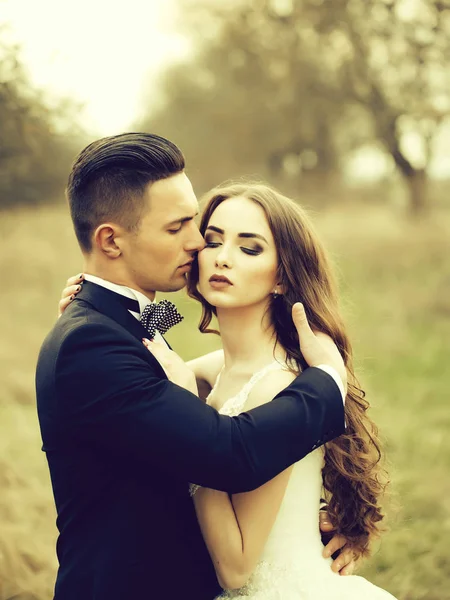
[197,197,280,311]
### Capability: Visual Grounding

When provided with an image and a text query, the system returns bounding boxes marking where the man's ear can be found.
[93,223,122,258]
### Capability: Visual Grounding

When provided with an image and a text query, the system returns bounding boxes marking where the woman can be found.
[61,182,395,599]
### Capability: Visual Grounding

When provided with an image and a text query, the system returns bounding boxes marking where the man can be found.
[36,133,348,600]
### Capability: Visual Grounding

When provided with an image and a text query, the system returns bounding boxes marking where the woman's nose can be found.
[215,247,231,268]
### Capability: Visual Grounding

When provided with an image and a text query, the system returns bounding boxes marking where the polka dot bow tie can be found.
[140,300,184,338]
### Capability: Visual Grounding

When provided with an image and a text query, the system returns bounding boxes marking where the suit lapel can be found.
[75,281,171,379]
[77,280,173,350]
[76,280,158,342]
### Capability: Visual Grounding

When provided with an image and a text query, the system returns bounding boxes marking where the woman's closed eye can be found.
[241,246,262,255]
[204,240,262,256]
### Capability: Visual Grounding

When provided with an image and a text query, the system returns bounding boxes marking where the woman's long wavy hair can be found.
[187,182,388,557]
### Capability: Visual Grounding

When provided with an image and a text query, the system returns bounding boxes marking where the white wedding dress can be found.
[206,361,397,600]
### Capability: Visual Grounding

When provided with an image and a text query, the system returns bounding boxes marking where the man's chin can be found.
[164,278,188,293]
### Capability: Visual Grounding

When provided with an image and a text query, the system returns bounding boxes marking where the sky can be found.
[2,0,191,135]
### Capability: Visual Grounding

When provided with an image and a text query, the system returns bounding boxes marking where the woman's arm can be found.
[193,369,297,590]
[186,350,224,401]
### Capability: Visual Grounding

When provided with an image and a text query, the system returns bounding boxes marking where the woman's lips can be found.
[209,274,233,288]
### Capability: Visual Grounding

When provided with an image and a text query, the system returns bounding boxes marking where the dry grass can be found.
[0,201,449,599]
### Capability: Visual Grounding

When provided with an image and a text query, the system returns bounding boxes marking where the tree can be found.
[310,0,450,215]
[139,0,450,213]
[0,31,82,209]
[140,1,346,198]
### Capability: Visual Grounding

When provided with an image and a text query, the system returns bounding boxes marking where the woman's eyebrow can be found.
[205,225,224,234]
[238,232,268,244]
[206,225,268,244]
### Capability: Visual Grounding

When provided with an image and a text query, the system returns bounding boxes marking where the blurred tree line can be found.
[139,0,450,215]
[0,29,81,210]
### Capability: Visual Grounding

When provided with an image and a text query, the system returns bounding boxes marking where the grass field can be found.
[0,201,448,600]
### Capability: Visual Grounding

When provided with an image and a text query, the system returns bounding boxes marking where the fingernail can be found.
[70,295,74,301]
[335,562,342,571]
[76,285,81,291]
[78,273,84,280]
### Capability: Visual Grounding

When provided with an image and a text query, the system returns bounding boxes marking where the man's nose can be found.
[185,223,205,252]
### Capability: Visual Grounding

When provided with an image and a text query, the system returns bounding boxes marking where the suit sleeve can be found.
[55,322,345,494]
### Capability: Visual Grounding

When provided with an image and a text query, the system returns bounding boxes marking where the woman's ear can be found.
[276,282,287,296]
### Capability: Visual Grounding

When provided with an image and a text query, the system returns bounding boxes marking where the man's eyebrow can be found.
[205,225,268,244]
[166,212,199,226]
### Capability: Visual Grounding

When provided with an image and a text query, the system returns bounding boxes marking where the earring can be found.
[272,289,279,299]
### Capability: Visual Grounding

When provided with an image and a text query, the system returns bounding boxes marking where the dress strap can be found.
[217,361,288,417]
[240,361,287,401]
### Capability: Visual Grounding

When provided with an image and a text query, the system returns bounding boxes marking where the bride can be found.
[60,182,396,599]
[145,182,396,599]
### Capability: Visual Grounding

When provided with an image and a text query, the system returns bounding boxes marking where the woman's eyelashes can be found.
[204,240,220,248]
[204,238,263,256]
[241,246,262,255]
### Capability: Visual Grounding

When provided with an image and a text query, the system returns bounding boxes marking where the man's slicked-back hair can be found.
[66,132,185,252]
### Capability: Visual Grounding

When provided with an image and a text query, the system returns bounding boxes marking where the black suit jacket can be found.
[35,281,345,600]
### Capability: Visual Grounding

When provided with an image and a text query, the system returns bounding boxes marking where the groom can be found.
[36,133,347,600]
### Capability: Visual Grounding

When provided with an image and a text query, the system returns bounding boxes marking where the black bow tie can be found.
[140,300,184,338]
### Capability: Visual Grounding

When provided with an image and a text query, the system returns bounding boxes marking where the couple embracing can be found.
[36,133,396,599]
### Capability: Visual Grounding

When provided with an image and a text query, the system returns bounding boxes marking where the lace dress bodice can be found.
[193,361,397,599]
[208,360,288,416]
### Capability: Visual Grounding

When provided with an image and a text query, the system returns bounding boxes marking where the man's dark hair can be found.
[66,132,185,252]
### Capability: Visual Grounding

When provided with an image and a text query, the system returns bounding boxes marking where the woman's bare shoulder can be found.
[187,349,224,388]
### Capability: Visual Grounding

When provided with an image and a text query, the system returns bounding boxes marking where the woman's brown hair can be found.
[187,182,388,557]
